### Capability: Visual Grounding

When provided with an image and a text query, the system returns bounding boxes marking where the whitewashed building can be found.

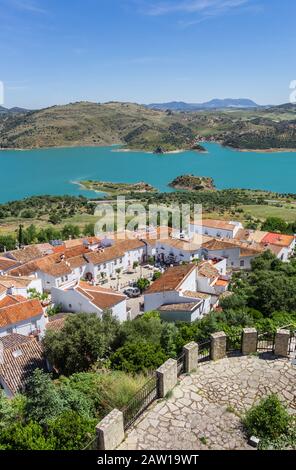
[190,219,243,239]
[0,298,46,338]
[51,281,127,322]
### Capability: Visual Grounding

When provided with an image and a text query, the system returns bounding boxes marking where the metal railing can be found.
[82,435,98,451]
[197,339,211,363]
[257,331,275,352]
[226,332,242,355]
[177,352,185,377]
[122,375,158,431]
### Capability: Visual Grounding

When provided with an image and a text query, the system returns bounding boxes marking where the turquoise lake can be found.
[1,142,296,203]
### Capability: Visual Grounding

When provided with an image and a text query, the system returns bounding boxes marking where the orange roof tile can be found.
[0,298,43,328]
[0,334,46,394]
[261,232,295,247]
[0,257,19,272]
[0,295,27,308]
[146,264,196,294]
[76,281,126,309]
[197,219,236,231]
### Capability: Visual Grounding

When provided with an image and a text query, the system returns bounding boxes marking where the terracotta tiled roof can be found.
[0,298,43,329]
[240,247,263,257]
[8,260,39,277]
[159,302,201,312]
[116,239,145,252]
[0,275,33,289]
[183,290,211,300]
[0,285,6,296]
[46,313,69,332]
[202,239,239,251]
[0,295,27,308]
[146,264,196,294]
[196,219,236,231]
[157,238,201,252]
[75,281,126,310]
[0,257,19,272]
[261,232,295,248]
[197,261,219,278]
[0,334,46,394]
[214,279,229,287]
[67,255,87,269]
[6,245,44,264]
[85,245,126,265]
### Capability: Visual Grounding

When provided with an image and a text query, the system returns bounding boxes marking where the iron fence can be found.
[82,435,98,451]
[177,352,185,377]
[288,332,296,354]
[226,332,242,354]
[197,339,211,363]
[257,331,275,352]
[122,375,158,431]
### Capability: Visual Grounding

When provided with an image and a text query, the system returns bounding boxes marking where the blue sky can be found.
[0,0,295,108]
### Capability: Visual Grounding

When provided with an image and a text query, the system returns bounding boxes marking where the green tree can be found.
[152,271,161,281]
[83,223,95,236]
[160,322,179,358]
[0,421,54,450]
[43,313,119,376]
[136,277,150,293]
[24,369,64,425]
[62,224,80,240]
[110,341,167,373]
[261,217,288,234]
[47,410,95,450]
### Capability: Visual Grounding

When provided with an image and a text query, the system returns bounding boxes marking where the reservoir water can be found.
[1,143,296,203]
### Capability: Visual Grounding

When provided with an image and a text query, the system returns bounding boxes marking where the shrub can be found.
[243,394,291,439]
[110,341,167,374]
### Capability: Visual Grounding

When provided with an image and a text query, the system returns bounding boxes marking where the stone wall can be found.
[157,358,178,398]
[96,409,124,450]
[93,328,293,449]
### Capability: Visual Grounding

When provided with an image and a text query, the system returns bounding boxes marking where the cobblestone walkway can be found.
[119,355,296,450]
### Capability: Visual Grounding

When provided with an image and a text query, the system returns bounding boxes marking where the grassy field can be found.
[238,204,296,222]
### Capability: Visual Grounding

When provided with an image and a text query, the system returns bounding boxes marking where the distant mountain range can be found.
[0,106,29,115]
[147,98,261,111]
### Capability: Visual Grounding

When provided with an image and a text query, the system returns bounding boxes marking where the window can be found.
[103,263,106,269]
[69,304,72,308]
[240,260,245,267]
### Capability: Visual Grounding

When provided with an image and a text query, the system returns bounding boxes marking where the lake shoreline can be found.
[1,142,295,154]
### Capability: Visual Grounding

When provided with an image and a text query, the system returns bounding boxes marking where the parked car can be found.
[123,287,141,298]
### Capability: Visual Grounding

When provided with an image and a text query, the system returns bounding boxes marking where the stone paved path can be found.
[119,355,296,450]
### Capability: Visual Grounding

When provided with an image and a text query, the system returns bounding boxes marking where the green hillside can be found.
[0,101,295,151]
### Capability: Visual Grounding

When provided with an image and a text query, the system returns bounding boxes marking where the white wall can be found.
[51,287,127,322]
[37,270,79,292]
[203,247,241,268]
[189,221,242,239]
[0,313,46,338]
[156,242,200,264]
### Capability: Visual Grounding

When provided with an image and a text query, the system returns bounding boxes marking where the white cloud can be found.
[141,0,249,17]
[6,0,48,14]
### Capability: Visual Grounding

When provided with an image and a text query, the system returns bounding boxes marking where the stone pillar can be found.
[157,358,177,398]
[210,332,226,361]
[96,409,125,450]
[242,328,258,355]
[274,329,290,357]
[183,342,198,373]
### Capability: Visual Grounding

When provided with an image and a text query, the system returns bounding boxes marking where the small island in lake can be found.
[79,180,157,195]
[169,174,216,191]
